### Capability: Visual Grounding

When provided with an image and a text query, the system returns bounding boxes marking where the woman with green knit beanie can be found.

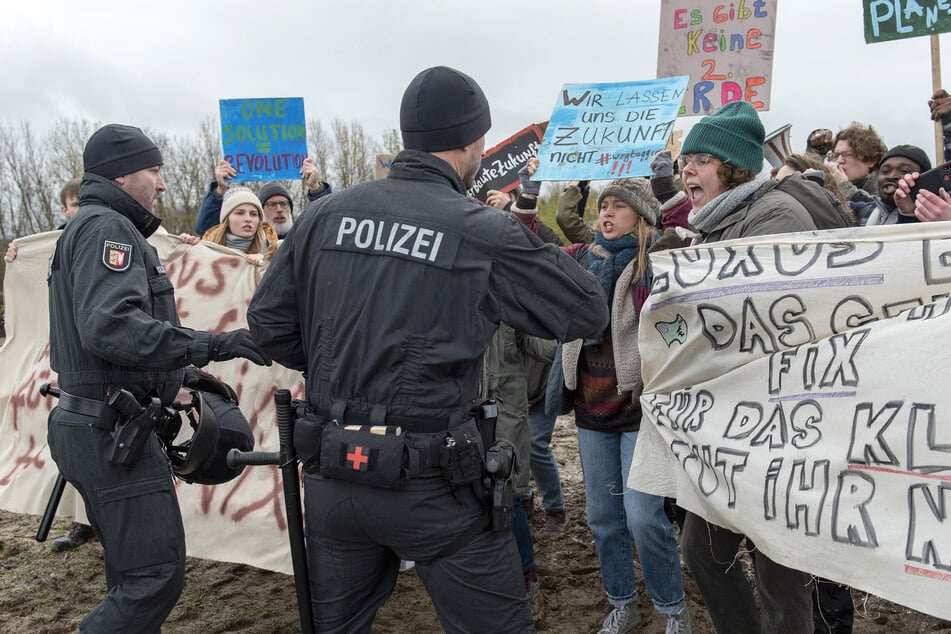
[677,100,817,634]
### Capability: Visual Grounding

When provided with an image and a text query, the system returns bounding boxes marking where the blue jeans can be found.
[577,427,685,616]
[528,400,564,512]
[512,500,535,573]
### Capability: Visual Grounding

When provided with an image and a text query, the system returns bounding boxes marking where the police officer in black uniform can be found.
[47,124,271,632]
[247,67,609,633]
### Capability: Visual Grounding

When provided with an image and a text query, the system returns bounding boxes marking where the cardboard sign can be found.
[466,124,544,201]
[219,97,307,182]
[375,154,395,180]
[864,0,951,43]
[657,0,777,116]
[532,77,688,182]
[631,223,951,621]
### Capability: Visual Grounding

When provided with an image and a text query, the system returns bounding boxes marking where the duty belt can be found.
[56,391,103,419]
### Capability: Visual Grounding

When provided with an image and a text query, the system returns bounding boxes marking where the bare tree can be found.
[330,118,376,189]
[381,128,402,155]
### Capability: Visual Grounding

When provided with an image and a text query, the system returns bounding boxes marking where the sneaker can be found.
[524,571,542,620]
[398,560,416,573]
[666,608,691,634]
[50,522,95,552]
[598,603,640,634]
[542,509,567,536]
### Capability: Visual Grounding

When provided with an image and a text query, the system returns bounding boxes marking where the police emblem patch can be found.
[102,240,133,271]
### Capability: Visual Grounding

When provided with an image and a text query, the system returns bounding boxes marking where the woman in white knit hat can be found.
[201,186,278,264]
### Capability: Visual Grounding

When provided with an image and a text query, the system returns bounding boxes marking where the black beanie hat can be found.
[257,182,294,212]
[400,66,491,152]
[879,144,931,172]
[83,124,163,179]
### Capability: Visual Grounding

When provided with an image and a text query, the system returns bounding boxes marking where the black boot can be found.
[50,522,95,552]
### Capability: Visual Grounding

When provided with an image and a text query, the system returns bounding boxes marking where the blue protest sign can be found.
[219,97,307,182]
[532,77,688,182]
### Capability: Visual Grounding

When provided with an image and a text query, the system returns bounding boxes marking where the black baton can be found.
[36,383,66,542]
[228,389,313,634]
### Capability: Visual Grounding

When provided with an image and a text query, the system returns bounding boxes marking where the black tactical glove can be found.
[208,329,271,366]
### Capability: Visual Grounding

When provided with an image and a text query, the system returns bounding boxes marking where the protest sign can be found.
[657,0,777,116]
[864,0,951,43]
[466,124,544,201]
[532,77,688,182]
[375,154,395,180]
[631,223,951,621]
[0,231,304,575]
[219,97,307,182]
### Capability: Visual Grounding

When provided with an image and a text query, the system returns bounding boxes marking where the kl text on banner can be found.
[630,223,951,621]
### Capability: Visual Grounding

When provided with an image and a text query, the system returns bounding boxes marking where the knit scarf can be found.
[587,233,640,304]
[224,233,254,253]
[687,174,768,234]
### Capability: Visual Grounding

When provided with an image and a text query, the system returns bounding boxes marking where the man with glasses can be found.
[828,123,887,203]
[194,157,332,238]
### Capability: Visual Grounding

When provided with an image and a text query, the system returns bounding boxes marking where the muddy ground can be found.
[1,417,948,633]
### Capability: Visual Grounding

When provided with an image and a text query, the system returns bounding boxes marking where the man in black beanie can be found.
[248,67,608,633]
[47,123,271,632]
[860,143,932,225]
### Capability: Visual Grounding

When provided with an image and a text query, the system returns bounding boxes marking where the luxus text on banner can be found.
[631,224,951,621]
[532,77,688,182]
[219,97,307,182]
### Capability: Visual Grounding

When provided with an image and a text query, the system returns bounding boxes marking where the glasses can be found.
[677,153,718,169]
[264,200,290,210]
[831,151,855,161]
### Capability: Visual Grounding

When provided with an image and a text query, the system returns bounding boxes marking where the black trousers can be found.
[303,472,534,634]
[47,407,185,633]
[813,578,854,633]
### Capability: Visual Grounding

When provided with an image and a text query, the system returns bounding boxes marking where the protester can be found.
[247,66,608,633]
[46,123,271,631]
[199,186,279,265]
[828,122,887,201]
[675,100,816,634]
[858,144,931,226]
[485,163,569,538]
[194,157,331,238]
[3,177,100,552]
[928,87,951,159]
[5,178,81,263]
[549,176,691,634]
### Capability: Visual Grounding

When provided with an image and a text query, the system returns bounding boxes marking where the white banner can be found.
[631,223,951,620]
[0,230,303,574]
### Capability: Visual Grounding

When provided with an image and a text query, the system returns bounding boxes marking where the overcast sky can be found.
[3,0,947,167]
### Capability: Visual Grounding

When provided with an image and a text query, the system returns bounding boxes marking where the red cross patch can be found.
[102,240,133,272]
[346,444,371,471]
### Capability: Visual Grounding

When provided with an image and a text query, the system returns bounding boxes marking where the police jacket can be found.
[49,174,214,404]
[248,149,608,428]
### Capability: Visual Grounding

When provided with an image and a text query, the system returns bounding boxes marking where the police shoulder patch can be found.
[102,240,133,271]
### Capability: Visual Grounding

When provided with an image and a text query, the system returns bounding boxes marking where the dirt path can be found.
[1,417,948,633]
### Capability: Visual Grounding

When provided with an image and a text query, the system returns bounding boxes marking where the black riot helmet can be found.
[161,369,254,485]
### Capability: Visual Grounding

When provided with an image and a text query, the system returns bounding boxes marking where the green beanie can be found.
[681,101,765,172]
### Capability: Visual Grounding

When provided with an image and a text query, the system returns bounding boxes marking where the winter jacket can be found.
[49,174,213,404]
[247,149,607,428]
